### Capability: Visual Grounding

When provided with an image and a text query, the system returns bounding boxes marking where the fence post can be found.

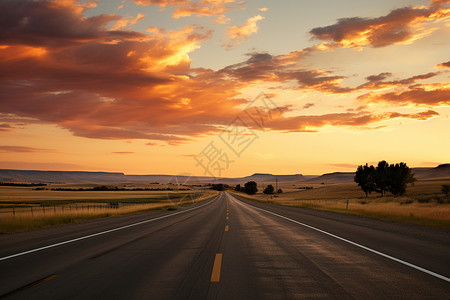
[13,207,15,216]
[31,206,33,217]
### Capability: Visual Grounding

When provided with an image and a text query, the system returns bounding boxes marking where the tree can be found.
[244,181,258,194]
[355,161,416,197]
[235,184,241,192]
[354,164,376,198]
[263,184,274,194]
[375,160,390,197]
[386,162,416,197]
[210,183,224,191]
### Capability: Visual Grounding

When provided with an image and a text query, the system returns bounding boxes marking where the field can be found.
[0,183,218,233]
[231,178,450,229]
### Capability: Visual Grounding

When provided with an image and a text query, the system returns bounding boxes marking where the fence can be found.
[0,203,136,217]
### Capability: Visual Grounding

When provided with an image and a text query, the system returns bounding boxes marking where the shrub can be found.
[263,185,274,195]
[244,181,258,194]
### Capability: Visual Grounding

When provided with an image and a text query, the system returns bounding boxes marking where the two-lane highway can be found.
[0,191,449,299]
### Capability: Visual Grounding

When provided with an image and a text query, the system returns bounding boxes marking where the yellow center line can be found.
[226,216,229,220]
[225,225,229,231]
[210,253,223,282]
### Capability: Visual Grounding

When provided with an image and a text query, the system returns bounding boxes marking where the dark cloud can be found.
[309,5,448,48]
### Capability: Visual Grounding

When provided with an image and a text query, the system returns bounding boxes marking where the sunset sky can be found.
[0,0,449,177]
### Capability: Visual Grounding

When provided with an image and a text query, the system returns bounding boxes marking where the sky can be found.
[0,0,449,177]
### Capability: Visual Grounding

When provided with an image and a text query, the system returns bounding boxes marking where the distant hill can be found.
[305,172,355,184]
[0,164,448,184]
[0,169,127,183]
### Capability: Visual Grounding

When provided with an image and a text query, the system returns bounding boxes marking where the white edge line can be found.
[228,192,450,283]
[0,193,221,262]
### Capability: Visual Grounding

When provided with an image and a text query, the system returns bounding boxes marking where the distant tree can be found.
[375,160,390,197]
[235,184,241,192]
[263,184,274,194]
[441,184,450,196]
[354,164,376,198]
[386,162,416,197]
[244,181,258,194]
[210,183,224,191]
[277,188,283,194]
[356,161,416,197]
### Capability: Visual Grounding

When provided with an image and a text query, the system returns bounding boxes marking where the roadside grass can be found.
[0,189,219,234]
[230,178,450,229]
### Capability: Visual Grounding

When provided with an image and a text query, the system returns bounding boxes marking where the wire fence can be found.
[0,203,140,217]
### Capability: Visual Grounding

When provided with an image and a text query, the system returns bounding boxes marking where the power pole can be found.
[276,176,278,193]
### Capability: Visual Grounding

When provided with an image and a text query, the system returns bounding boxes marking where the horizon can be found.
[1,0,449,177]
[0,162,447,178]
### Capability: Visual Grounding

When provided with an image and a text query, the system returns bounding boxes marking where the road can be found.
[0,191,449,299]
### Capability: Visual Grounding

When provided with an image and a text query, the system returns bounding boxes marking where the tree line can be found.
[234,182,282,195]
[354,160,416,197]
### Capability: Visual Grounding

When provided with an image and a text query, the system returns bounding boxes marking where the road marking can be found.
[0,274,58,299]
[226,216,229,220]
[210,253,223,282]
[228,192,450,283]
[225,225,229,232]
[0,194,221,262]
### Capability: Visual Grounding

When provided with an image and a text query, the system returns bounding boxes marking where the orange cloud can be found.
[437,61,450,68]
[0,146,56,153]
[310,5,450,48]
[358,83,450,106]
[260,110,440,132]
[223,15,264,49]
[132,0,243,22]
[0,0,444,145]
[110,13,145,30]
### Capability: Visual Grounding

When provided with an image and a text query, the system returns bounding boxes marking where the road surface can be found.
[0,191,449,299]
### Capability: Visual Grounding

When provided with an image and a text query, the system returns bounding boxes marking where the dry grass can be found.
[0,187,219,233]
[232,178,450,229]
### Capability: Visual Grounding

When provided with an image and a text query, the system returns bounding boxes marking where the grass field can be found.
[0,184,218,233]
[231,178,450,229]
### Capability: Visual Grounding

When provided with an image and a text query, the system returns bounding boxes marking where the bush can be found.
[263,185,274,195]
[277,188,283,194]
[244,181,258,194]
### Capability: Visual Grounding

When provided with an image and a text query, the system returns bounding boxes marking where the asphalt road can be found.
[0,191,449,299]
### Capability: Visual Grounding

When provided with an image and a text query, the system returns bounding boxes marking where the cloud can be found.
[357,72,439,90]
[0,0,445,145]
[437,61,450,68]
[309,5,450,48]
[303,103,315,109]
[132,0,244,22]
[0,123,13,131]
[258,7,268,12]
[0,146,55,153]
[358,83,450,106]
[223,15,264,49]
[110,13,145,30]
[261,110,439,132]
[430,0,450,6]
